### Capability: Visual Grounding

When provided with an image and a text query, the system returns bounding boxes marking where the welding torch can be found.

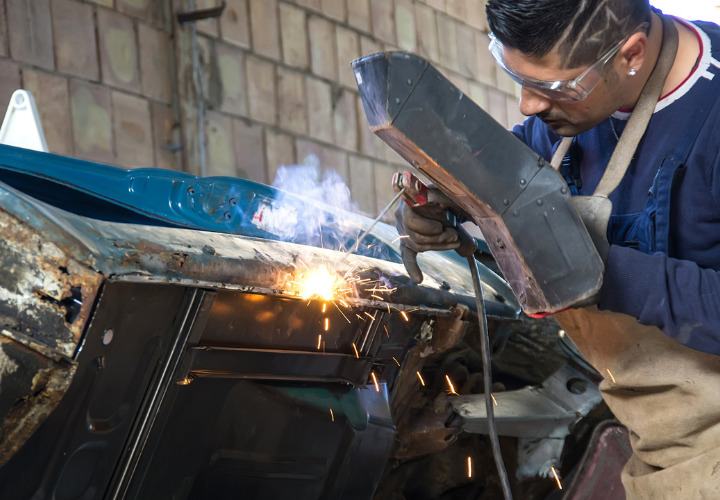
[392,171,478,283]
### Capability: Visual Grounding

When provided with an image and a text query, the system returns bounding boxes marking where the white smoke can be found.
[249,155,364,249]
[271,155,359,213]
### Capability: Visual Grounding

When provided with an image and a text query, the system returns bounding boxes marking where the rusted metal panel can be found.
[0,206,102,359]
[0,201,102,468]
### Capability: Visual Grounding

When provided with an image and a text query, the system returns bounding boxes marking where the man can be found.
[397,0,720,497]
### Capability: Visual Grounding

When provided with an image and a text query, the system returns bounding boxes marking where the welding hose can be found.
[468,255,513,500]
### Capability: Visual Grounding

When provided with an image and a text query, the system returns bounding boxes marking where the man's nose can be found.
[519,87,552,116]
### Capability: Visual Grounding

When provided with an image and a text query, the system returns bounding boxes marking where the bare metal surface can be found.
[452,363,602,439]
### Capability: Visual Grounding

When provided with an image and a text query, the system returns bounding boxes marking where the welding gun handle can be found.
[400,206,478,283]
[418,204,477,258]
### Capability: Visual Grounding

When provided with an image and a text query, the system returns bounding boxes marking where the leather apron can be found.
[554,24,720,499]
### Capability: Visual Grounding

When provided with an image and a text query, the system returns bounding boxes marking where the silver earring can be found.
[628,68,637,76]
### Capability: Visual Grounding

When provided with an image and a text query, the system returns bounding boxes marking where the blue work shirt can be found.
[513,17,720,354]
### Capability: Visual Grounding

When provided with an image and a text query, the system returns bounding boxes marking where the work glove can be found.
[394,186,464,284]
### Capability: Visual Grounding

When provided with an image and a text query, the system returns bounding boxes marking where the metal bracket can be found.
[177,1,226,24]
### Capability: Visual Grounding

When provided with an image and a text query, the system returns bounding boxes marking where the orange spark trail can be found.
[551,466,563,490]
[445,375,458,395]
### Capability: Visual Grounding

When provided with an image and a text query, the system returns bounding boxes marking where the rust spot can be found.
[0,338,76,467]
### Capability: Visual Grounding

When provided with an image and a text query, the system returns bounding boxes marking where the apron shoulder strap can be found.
[595,15,679,198]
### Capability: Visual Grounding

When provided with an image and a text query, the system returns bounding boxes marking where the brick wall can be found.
[0,0,524,217]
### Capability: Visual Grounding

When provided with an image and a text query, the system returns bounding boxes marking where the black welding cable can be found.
[467,255,513,500]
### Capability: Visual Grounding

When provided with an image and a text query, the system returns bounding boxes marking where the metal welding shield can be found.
[351,51,604,315]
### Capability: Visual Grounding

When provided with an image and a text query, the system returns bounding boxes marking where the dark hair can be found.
[486,0,652,68]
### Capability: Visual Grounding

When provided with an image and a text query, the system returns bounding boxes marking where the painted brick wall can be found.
[0,0,524,217]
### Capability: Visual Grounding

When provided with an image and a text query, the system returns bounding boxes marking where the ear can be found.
[618,32,648,74]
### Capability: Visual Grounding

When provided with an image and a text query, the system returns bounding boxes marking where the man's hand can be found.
[394,187,462,283]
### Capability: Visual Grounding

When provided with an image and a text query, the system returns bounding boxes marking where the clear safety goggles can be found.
[488,23,649,102]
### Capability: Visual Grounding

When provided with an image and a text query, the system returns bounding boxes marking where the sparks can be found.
[491,394,498,406]
[392,356,400,366]
[371,294,384,300]
[322,303,327,313]
[364,311,376,321]
[384,325,390,337]
[317,334,322,350]
[467,456,473,478]
[371,372,380,392]
[417,371,425,386]
[445,374,458,395]
[551,466,563,490]
[330,408,334,422]
[352,343,359,358]
[606,368,617,384]
[400,311,409,322]
[324,317,329,331]
[293,265,343,301]
[332,300,352,323]
[392,234,410,243]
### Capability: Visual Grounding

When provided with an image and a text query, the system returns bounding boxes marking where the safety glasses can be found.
[488,23,649,102]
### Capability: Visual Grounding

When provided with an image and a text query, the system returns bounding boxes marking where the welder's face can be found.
[502,47,623,137]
